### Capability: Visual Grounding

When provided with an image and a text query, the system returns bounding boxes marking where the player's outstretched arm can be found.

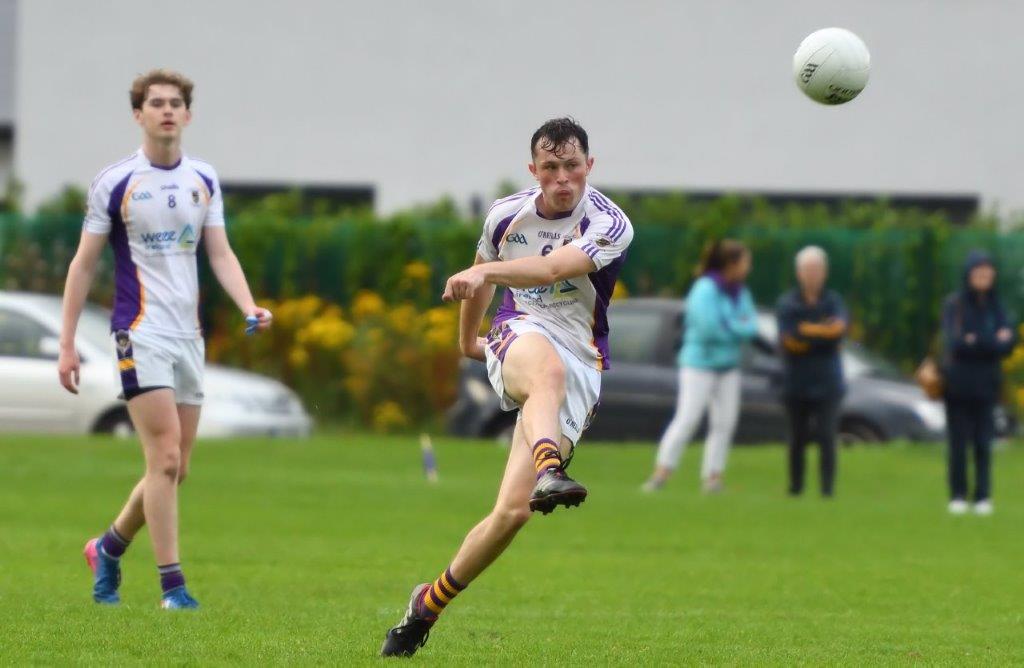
[443,245,595,301]
[457,254,496,361]
[58,230,108,394]
[202,226,272,332]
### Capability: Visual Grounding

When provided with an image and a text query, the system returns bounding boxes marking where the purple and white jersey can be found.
[477,185,633,371]
[83,149,224,339]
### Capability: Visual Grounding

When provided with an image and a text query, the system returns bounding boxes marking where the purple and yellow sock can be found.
[418,567,466,618]
[98,526,130,559]
[532,438,562,478]
[158,563,186,594]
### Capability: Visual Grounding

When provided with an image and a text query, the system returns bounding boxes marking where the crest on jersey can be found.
[178,224,196,249]
[191,189,201,206]
[595,236,611,247]
[115,330,132,356]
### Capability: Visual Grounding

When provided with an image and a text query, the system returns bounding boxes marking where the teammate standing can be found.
[58,70,272,609]
[381,118,632,656]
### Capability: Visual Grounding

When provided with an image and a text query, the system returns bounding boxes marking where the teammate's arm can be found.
[457,254,496,361]
[202,226,272,331]
[443,245,594,301]
[58,230,109,393]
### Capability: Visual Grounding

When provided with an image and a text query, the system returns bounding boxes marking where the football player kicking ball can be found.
[58,69,272,609]
[381,118,633,656]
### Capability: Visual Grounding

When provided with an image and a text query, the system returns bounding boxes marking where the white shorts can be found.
[113,328,205,405]
[484,319,601,445]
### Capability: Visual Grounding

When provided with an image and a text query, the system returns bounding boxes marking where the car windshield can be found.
[843,345,905,381]
[757,312,777,342]
[78,304,114,350]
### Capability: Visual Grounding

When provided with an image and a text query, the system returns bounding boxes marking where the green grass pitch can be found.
[1,434,1021,665]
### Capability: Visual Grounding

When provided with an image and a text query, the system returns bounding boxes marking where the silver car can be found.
[0,291,312,437]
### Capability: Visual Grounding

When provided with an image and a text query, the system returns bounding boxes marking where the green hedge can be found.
[2,193,1019,374]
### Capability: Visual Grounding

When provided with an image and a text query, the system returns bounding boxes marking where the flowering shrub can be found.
[1002,325,1024,413]
[207,278,460,432]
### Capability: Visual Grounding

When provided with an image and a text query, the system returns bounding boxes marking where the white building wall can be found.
[13,1,1024,215]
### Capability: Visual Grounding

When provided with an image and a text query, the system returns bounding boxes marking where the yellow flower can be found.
[373,401,409,433]
[387,304,418,335]
[403,261,432,283]
[288,346,310,369]
[352,290,386,320]
[299,315,355,351]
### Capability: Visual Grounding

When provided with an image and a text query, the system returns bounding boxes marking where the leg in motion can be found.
[381,421,540,657]
[646,367,713,490]
[700,369,741,492]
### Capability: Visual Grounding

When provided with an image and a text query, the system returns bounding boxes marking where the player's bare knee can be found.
[491,505,531,535]
[147,443,181,480]
[176,465,189,485]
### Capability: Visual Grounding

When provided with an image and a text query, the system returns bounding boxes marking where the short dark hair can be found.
[530,117,589,158]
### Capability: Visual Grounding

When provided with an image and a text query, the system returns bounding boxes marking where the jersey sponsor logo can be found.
[506,233,528,245]
[141,230,177,244]
[557,279,579,294]
[140,227,198,252]
[514,279,579,300]
[131,191,153,201]
[191,189,201,206]
[178,224,197,249]
[160,184,179,190]
[537,230,561,240]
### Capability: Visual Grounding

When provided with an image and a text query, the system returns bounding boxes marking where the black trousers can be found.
[785,396,840,496]
[944,397,995,502]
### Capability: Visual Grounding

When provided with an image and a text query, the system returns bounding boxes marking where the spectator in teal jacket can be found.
[644,239,758,493]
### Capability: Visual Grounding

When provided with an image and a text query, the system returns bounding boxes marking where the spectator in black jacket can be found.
[942,250,1016,516]
[776,246,848,497]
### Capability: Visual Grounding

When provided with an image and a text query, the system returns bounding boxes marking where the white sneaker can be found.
[948,499,969,515]
[973,500,994,516]
[641,478,665,493]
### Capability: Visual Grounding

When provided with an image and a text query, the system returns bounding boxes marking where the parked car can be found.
[447,297,953,444]
[0,291,312,437]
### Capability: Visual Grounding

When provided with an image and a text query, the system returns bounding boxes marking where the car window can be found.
[0,308,54,359]
[757,312,778,342]
[79,303,114,351]
[843,345,905,381]
[608,309,666,365]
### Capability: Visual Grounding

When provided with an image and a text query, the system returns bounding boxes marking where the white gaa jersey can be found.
[477,185,633,371]
[83,149,225,339]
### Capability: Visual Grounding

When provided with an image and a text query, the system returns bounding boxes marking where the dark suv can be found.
[447,297,951,444]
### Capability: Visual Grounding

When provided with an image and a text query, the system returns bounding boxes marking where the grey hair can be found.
[796,245,828,270]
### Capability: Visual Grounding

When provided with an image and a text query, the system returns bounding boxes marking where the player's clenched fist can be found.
[442,266,486,302]
[57,346,81,394]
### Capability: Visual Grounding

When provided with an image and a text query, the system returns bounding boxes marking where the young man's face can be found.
[134,83,191,143]
[528,137,594,213]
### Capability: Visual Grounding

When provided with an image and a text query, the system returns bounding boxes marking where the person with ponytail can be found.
[643,239,758,493]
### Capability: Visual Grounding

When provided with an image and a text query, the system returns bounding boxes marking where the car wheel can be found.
[94,409,135,438]
[838,419,884,446]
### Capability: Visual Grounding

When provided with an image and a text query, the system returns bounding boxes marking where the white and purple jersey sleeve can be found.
[477,187,539,261]
[572,190,633,270]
